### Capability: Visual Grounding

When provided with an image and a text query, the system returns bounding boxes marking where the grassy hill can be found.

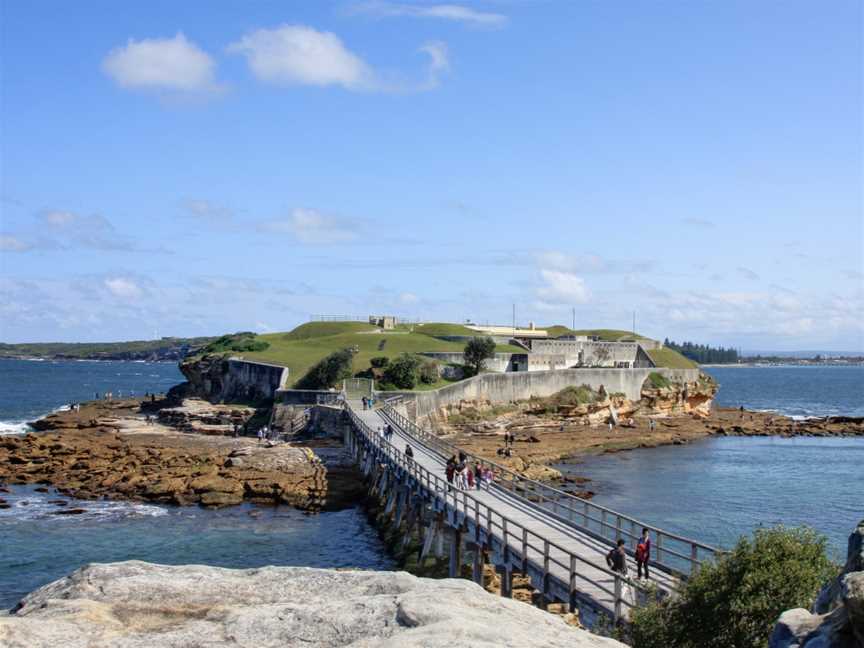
[0,337,214,360]
[647,348,699,369]
[543,326,649,341]
[221,322,523,388]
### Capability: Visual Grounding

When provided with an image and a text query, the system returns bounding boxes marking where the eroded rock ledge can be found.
[0,561,625,648]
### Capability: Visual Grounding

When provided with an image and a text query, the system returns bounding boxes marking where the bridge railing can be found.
[344,403,641,622]
[379,403,719,577]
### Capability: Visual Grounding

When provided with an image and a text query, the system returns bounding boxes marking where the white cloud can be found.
[736,266,760,281]
[228,25,374,90]
[228,24,448,92]
[537,269,591,304]
[352,2,507,27]
[259,208,358,244]
[182,199,235,222]
[0,235,31,252]
[104,277,143,300]
[399,292,419,304]
[102,33,218,92]
[38,210,137,251]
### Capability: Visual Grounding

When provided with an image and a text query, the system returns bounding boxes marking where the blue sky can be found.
[1,0,862,351]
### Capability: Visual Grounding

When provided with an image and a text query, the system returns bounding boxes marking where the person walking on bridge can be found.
[606,539,628,576]
[635,528,651,580]
[445,456,456,492]
[404,444,414,466]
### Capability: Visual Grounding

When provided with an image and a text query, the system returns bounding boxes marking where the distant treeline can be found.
[663,339,739,364]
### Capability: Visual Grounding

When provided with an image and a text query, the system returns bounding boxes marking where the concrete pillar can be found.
[448,529,462,578]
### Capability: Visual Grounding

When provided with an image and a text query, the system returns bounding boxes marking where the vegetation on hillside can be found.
[646,372,672,389]
[294,348,356,390]
[0,337,215,360]
[544,326,649,341]
[647,348,698,369]
[200,332,270,354]
[630,526,837,648]
[239,323,522,388]
[463,336,497,376]
[664,339,739,364]
[280,321,377,341]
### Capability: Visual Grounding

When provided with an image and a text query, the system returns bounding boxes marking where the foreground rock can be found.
[0,561,625,648]
[770,520,864,647]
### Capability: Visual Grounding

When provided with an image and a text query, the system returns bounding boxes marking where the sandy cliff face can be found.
[0,561,626,648]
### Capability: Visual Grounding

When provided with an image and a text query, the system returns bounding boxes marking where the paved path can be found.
[352,404,677,617]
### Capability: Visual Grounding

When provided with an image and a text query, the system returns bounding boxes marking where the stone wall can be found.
[380,367,701,420]
[419,352,524,373]
[179,356,289,403]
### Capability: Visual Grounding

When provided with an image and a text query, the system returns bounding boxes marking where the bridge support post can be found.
[497,565,513,599]
[448,529,462,578]
[468,542,485,585]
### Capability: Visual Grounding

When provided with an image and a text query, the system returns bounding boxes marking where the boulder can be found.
[0,561,626,648]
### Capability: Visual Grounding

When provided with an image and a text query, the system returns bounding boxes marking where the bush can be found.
[646,372,672,389]
[202,332,270,354]
[630,526,837,648]
[419,361,439,384]
[383,354,422,389]
[464,336,496,376]
[295,348,356,390]
[551,385,597,407]
[370,356,390,368]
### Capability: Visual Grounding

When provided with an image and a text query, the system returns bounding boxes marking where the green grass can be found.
[235,324,520,388]
[410,322,482,338]
[543,326,650,341]
[279,321,378,340]
[646,371,673,389]
[648,348,699,369]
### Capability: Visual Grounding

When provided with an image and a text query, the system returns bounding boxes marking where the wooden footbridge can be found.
[340,394,721,623]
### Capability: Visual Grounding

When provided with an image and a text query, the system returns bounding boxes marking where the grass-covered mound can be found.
[200,332,270,354]
[630,526,837,648]
[237,322,522,389]
[544,326,650,341]
[410,323,480,338]
[647,348,698,369]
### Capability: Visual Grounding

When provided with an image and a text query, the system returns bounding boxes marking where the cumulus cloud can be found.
[104,277,143,299]
[102,33,219,92]
[537,269,591,304]
[399,292,419,304]
[258,207,359,244]
[0,235,31,252]
[351,2,507,27]
[181,199,235,223]
[38,210,138,251]
[228,24,448,92]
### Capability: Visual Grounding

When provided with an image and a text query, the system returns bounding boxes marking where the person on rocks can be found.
[635,528,652,580]
[606,539,628,576]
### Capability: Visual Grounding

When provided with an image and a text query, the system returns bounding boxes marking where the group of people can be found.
[606,528,652,581]
[376,424,395,442]
[257,425,280,444]
[445,452,494,491]
[360,395,377,410]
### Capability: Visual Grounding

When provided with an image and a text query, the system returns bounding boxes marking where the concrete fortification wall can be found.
[180,356,289,403]
[386,367,702,420]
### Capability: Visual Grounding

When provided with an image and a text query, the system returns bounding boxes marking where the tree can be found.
[630,526,837,648]
[464,336,496,376]
[383,353,422,389]
[295,348,356,390]
[419,360,439,384]
[370,356,390,369]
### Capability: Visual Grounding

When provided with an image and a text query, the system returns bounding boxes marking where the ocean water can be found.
[0,485,393,609]
[0,358,184,434]
[562,435,864,557]
[704,365,864,418]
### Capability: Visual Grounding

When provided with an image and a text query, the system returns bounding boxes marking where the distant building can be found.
[369,315,398,330]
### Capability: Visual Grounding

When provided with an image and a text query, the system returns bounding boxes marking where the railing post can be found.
[583,500,589,526]
[601,510,608,537]
[568,555,577,613]
[521,527,528,575]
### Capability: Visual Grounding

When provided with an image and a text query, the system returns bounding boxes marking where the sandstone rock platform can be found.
[0,561,626,648]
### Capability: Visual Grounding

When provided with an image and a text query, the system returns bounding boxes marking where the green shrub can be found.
[630,526,837,648]
[295,347,356,390]
[383,353,422,389]
[646,372,672,389]
[202,332,270,354]
[419,361,439,384]
[370,356,390,369]
[552,385,597,406]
